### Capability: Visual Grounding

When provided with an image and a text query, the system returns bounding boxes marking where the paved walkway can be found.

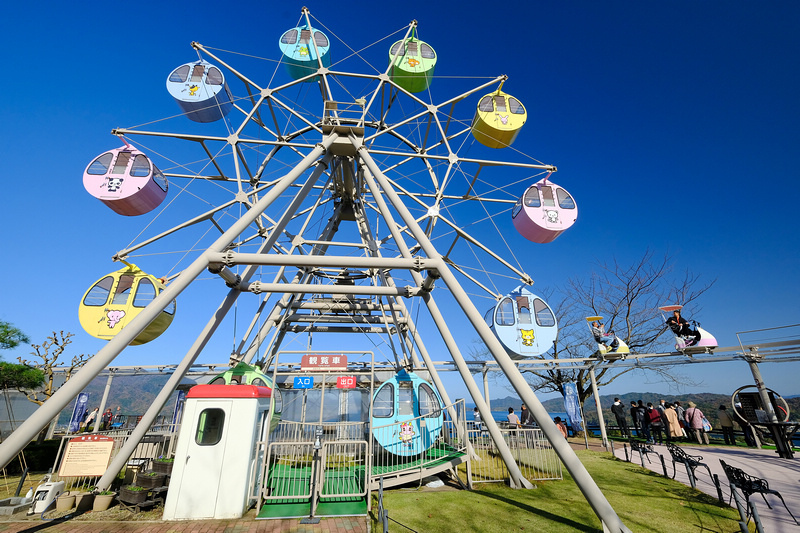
[613,441,800,533]
[0,516,369,532]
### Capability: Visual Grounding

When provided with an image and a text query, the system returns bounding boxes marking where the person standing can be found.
[611,398,630,437]
[554,417,568,438]
[663,403,682,442]
[674,401,688,439]
[507,407,521,427]
[636,400,650,443]
[84,407,99,432]
[647,403,664,444]
[684,402,709,444]
[630,401,641,437]
[520,404,534,427]
[718,405,736,445]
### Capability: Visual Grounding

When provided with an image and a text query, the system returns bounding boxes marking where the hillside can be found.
[486,392,800,428]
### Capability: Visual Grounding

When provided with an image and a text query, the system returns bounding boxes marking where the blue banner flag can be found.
[171,389,186,431]
[69,393,89,433]
[562,383,584,432]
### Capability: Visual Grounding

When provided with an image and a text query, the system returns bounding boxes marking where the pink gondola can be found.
[83,141,168,216]
[511,177,577,244]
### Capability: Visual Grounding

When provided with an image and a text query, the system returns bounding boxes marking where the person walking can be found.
[718,405,736,445]
[611,398,630,437]
[684,402,710,444]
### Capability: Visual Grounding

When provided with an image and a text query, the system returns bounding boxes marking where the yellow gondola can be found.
[471,87,527,148]
[78,263,175,345]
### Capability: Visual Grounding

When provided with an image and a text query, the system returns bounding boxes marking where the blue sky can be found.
[1,1,798,406]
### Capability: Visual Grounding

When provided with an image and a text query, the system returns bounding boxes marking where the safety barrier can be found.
[466,426,562,484]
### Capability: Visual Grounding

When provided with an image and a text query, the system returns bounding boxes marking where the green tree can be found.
[0,321,30,353]
[0,362,45,390]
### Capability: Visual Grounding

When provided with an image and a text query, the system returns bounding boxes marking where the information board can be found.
[58,435,115,477]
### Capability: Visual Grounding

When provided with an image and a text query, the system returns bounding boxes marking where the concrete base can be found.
[0,497,32,515]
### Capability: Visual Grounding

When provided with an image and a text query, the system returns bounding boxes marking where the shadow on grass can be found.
[470,489,598,533]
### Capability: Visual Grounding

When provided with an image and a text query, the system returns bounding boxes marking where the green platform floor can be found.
[258,464,367,519]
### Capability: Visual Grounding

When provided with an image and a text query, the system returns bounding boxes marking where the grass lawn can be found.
[371,450,752,532]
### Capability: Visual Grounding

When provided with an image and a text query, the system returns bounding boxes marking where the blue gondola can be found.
[278,25,331,82]
[371,370,443,457]
[166,60,233,123]
[485,286,558,359]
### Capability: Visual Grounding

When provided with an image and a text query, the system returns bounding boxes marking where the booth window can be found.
[281,29,298,45]
[206,67,223,85]
[169,65,190,83]
[495,297,515,326]
[83,276,113,306]
[523,186,541,207]
[534,298,556,327]
[196,408,225,445]
[313,32,329,48]
[152,167,168,192]
[399,381,413,416]
[557,188,575,209]
[132,278,155,307]
[111,275,134,305]
[373,383,394,418]
[130,155,151,177]
[390,42,405,57]
[87,153,113,175]
[418,383,441,417]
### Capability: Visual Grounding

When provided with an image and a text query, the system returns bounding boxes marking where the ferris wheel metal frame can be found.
[0,10,629,532]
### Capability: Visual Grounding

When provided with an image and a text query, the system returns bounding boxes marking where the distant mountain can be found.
[482,391,800,427]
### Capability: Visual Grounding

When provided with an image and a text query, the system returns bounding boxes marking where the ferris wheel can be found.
[1,9,628,531]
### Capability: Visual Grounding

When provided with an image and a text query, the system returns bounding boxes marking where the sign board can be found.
[337,376,356,389]
[300,354,348,371]
[58,435,115,477]
[294,376,314,389]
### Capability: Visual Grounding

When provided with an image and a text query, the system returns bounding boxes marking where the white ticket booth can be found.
[162,384,273,520]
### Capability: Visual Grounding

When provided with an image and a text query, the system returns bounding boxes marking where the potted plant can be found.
[152,456,175,476]
[55,492,75,512]
[118,485,148,505]
[92,490,117,512]
[136,471,166,489]
[73,484,95,512]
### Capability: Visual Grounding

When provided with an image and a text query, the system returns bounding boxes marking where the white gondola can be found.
[485,286,558,359]
[166,60,233,123]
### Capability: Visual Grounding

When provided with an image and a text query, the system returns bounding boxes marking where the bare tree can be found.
[509,251,715,404]
[17,332,91,440]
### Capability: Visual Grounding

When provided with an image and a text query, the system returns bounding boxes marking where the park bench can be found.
[627,438,659,467]
[719,459,798,525]
[665,443,713,489]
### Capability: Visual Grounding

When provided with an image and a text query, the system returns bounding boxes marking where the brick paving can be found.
[0,517,369,533]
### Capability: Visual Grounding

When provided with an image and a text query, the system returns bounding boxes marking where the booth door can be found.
[173,401,232,519]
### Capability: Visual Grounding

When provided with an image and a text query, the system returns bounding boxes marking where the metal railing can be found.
[466,426,562,484]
